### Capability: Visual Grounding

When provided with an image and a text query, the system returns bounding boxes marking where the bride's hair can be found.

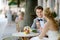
[44,8,59,29]
[44,8,54,19]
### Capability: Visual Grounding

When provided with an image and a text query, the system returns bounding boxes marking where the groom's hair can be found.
[34,6,43,12]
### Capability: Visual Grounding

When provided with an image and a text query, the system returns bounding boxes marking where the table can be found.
[12,32,39,40]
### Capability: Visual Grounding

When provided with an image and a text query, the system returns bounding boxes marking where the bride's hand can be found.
[38,35,43,39]
[36,36,42,40]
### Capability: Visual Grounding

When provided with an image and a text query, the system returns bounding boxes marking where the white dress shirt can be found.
[37,17,44,28]
[37,17,44,33]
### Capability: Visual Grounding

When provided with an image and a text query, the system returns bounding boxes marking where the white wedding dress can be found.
[30,30,60,40]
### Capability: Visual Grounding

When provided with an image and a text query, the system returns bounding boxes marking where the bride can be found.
[30,8,60,40]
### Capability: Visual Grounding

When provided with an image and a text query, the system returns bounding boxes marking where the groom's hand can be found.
[36,20,41,29]
[36,20,43,31]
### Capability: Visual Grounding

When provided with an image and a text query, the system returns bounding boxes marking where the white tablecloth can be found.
[12,32,39,37]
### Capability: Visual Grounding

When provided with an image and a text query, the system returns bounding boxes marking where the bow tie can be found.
[37,19,43,21]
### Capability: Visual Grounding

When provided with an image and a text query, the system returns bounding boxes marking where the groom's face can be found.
[36,9,43,18]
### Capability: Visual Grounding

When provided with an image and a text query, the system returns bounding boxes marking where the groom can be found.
[31,6,45,33]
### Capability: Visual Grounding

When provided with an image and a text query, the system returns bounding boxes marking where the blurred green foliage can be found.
[8,0,25,5]
[52,12,57,18]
